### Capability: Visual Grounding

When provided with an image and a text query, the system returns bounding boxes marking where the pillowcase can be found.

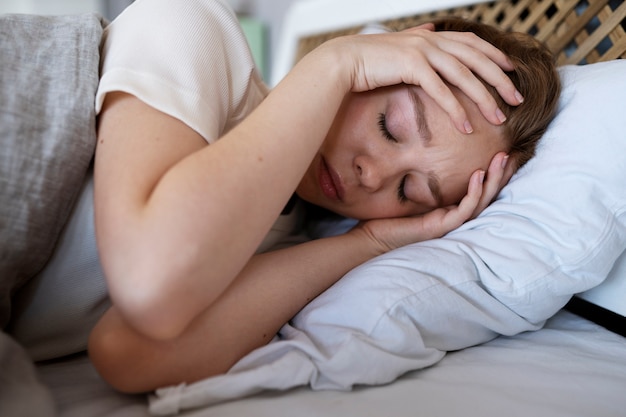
[0,14,104,328]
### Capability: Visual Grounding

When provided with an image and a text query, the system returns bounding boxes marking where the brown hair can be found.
[433,18,561,168]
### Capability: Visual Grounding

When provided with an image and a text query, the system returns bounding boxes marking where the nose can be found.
[354,154,389,192]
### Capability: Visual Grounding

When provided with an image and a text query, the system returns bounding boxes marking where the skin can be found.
[88,26,522,392]
[297,84,509,220]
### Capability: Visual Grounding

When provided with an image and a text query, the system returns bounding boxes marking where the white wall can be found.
[223,0,297,81]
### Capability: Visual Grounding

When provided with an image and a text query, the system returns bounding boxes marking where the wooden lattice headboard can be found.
[295,0,626,66]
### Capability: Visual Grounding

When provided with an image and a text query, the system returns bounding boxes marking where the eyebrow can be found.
[408,87,432,145]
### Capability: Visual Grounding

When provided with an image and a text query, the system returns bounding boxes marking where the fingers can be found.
[468,151,519,219]
[355,154,515,251]
[429,31,524,117]
[400,28,524,133]
[470,152,508,217]
[405,23,435,32]
[454,169,486,220]
[436,31,515,72]
[343,26,524,134]
[358,164,500,250]
[404,51,475,134]
[422,169,485,235]
[440,152,516,229]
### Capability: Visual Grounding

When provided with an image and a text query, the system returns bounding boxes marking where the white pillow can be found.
[290,59,626,378]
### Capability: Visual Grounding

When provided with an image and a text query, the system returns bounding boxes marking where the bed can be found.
[1,0,625,416]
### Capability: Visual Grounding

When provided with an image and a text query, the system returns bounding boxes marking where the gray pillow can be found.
[0,13,104,327]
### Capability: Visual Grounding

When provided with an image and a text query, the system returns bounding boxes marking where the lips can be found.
[319,157,344,201]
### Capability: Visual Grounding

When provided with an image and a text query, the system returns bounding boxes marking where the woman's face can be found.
[296,84,507,220]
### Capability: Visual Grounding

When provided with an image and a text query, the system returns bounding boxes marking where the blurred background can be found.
[0,0,298,82]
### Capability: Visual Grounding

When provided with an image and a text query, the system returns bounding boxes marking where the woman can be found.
[9,0,559,392]
[85,0,559,393]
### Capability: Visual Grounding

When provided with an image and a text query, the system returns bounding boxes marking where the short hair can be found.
[433,18,561,168]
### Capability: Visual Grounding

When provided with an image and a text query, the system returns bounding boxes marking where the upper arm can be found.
[94,92,207,303]
[91,1,270,340]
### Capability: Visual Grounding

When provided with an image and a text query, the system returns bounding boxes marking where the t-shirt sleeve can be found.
[95,0,264,143]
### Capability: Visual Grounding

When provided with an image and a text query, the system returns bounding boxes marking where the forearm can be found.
[91,156,507,392]
[238,229,382,319]
[89,230,382,392]
[96,45,353,340]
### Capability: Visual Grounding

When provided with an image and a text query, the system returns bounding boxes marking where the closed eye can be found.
[378,113,407,202]
[397,175,408,203]
[377,113,397,142]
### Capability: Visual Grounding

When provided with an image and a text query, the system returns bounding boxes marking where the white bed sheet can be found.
[37,310,626,417]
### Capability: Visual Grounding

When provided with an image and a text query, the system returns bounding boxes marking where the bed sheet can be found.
[36,310,626,417]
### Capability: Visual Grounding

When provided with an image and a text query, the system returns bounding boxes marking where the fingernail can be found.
[515,90,524,103]
[496,108,507,123]
[464,120,473,134]
[501,154,509,169]
[478,170,485,183]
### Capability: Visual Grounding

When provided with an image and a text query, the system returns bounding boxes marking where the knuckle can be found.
[455,61,474,78]
[462,31,481,43]
[477,87,498,110]
[431,80,450,96]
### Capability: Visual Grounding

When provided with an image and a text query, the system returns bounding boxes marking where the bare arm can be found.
[90,231,379,392]
[95,41,358,340]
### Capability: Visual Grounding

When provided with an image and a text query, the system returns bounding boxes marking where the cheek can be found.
[322,110,371,171]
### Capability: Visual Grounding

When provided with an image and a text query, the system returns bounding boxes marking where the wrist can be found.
[304,36,354,94]
[345,225,389,258]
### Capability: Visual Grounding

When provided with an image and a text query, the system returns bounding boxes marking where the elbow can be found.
[112,286,192,341]
[88,312,156,393]
[97,205,212,340]
[105,265,196,341]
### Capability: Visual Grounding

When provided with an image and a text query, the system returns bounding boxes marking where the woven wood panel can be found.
[296,0,626,65]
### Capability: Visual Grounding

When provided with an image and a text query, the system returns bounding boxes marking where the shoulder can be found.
[97,0,265,142]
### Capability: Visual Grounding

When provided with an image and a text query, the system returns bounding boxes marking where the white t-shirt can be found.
[96,0,268,142]
[9,0,305,360]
